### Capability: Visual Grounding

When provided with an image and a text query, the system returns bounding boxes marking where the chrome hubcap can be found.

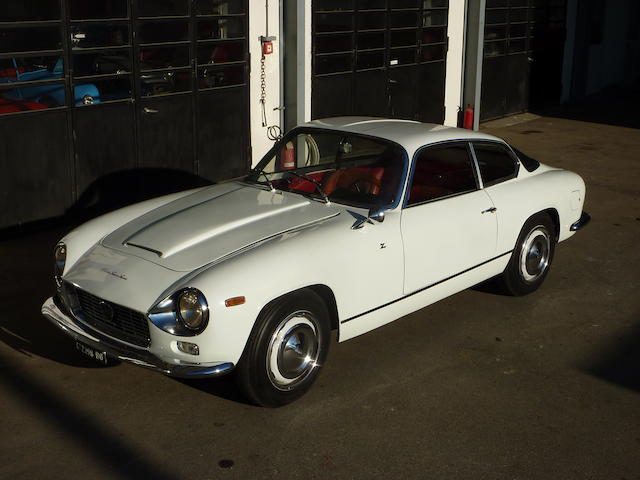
[267,311,320,391]
[519,226,550,283]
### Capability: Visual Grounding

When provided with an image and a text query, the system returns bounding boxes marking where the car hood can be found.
[101,182,341,272]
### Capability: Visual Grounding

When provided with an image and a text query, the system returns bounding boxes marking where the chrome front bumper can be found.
[41,296,234,379]
[570,211,591,231]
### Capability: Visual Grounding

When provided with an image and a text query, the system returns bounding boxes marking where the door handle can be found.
[143,107,159,114]
[481,207,497,214]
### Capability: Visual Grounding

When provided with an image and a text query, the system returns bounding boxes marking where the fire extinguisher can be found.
[281,141,295,170]
[463,104,474,130]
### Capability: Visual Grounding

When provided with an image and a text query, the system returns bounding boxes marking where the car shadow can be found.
[580,320,640,393]
[0,168,213,367]
[174,375,253,406]
[471,276,510,296]
[0,167,213,240]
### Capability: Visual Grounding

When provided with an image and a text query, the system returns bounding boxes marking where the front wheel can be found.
[235,290,330,407]
[500,214,556,296]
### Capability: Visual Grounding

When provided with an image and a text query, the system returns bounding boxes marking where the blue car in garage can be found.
[1,58,99,107]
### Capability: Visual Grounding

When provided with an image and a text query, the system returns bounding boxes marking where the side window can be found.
[473,142,519,187]
[407,143,478,206]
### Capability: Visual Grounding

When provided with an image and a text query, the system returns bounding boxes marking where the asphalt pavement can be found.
[1,98,639,479]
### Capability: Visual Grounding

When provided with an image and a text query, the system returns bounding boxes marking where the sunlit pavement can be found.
[1,103,639,479]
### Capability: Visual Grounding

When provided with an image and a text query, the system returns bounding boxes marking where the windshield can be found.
[246,128,406,208]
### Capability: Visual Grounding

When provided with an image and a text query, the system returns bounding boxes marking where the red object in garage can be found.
[281,141,295,170]
[0,97,47,113]
[463,104,474,130]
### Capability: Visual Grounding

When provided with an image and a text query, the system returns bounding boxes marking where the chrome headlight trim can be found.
[54,242,67,287]
[177,288,209,332]
[148,288,210,336]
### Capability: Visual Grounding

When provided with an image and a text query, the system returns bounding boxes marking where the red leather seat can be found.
[323,167,384,195]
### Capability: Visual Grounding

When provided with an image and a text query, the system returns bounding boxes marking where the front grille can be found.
[73,287,151,347]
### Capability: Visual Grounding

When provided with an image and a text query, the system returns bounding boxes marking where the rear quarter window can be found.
[472,142,519,187]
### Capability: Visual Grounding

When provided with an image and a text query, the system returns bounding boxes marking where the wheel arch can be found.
[306,284,339,333]
[540,207,560,240]
[258,284,339,334]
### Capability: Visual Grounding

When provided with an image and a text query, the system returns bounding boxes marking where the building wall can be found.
[444,0,467,127]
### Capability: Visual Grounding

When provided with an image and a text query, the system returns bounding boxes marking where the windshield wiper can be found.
[287,171,330,204]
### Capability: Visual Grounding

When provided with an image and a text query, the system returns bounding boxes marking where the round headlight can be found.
[82,94,94,105]
[54,243,66,280]
[177,289,209,332]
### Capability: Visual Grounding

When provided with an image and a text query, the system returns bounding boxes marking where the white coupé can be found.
[42,117,590,406]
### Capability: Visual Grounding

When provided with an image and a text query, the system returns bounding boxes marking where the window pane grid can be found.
[313,0,448,76]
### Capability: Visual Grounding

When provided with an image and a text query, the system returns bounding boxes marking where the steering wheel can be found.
[349,176,381,194]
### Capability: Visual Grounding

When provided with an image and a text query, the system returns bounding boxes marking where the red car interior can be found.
[322,167,384,195]
[409,160,476,204]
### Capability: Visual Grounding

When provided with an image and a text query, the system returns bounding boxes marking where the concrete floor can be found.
[1,109,639,479]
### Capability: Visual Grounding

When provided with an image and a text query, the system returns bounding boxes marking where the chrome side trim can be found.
[570,211,591,231]
[41,296,234,379]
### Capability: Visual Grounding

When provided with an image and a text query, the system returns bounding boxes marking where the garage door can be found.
[0,0,249,230]
[311,0,449,123]
[480,0,534,121]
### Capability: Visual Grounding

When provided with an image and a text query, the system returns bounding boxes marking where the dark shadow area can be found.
[581,321,640,393]
[0,168,212,366]
[471,276,510,296]
[530,82,640,130]
[0,351,180,479]
[175,374,254,406]
[0,316,119,370]
[0,167,213,240]
[67,168,213,222]
[0,225,123,368]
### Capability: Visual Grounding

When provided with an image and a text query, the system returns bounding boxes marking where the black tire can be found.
[500,213,556,296]
[235,290,331,407]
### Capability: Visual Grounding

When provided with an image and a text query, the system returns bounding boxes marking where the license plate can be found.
[75,340,109,365]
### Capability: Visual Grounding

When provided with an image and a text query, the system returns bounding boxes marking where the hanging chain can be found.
[259,53,282,141]
[260,54,268,126]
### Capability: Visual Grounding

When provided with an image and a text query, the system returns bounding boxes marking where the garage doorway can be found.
[311,0,449,123]
[480,0,567,121]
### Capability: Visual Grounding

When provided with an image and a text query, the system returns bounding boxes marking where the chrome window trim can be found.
[468,142,484,189]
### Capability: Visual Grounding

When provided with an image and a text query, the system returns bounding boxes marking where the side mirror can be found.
[368,207,385,223]
[350,207,387,229]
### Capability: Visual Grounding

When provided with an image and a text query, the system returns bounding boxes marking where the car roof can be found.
[302,117,504,154]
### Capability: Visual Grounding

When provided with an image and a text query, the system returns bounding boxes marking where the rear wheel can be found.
[501,213,556,296]
[236,290,330,407]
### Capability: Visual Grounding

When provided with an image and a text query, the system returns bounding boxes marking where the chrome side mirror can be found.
[350,207,387,229]
[368,207,385,223]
